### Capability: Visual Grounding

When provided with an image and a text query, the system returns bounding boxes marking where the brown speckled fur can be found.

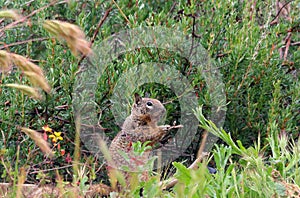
[108,94,168,189]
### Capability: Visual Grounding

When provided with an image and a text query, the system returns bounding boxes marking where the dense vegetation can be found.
[0,0,299,197]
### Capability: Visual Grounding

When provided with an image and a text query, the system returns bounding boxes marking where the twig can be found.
[270,0,294,25]
[29,164,73,174]
[291,41,300,46]
[167,2,178,17]
[283,32,292,60]
[1,130,5,147]
[111,0,131,26]
[189,15,196,58]
[197,131,208,158]
[0,37,50,50]
[90,8,112,45]
[53,116,70,123]
[0,0,65,33]
[160,124,184,131]
[77,7,112,67]
[20,0,35,7]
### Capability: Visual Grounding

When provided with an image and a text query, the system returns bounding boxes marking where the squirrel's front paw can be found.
[159,125,172,131]
[159,125,183,131]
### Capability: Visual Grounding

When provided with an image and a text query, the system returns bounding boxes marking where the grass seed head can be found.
[0,9,22,21]
[0,50,12,72]
[21,127,54,158]
[10,53,44,76]
[43,20,92,56]
[24,71,51,93]
[4,83,42,100]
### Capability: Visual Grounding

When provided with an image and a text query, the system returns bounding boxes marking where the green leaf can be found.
[173,162,192,185]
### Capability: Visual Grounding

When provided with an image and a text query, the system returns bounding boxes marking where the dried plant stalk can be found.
[16,167,26,198]
[23,71,50,93]
[4,83,42,100]
[43,20,92,56]
[21,127,54,158]
[1,51,51,97]
[0,9,22,21]
[0,50,12,72]
[10,53,44,76]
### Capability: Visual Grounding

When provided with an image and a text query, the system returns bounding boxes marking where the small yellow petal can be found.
[54,132,62,137]
[51,138,57,143]
[42,125,52,133]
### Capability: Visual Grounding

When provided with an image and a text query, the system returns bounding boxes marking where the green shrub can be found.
[0,0,299,197]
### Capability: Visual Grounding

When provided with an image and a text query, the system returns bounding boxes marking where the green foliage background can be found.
[0,0,299,197]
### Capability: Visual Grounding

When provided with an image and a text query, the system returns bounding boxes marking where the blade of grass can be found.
[73,115,81,183]
[16,167,26,198]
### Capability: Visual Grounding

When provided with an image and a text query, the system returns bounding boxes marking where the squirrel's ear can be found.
[134,93,142,105]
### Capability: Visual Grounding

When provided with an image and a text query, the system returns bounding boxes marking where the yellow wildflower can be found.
[49,132,63,143]
[42,125,52,133]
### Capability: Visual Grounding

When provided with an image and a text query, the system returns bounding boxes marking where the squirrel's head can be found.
[132,93,166,123]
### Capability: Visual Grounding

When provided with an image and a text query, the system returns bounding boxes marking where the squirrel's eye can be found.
[146,101,153,107]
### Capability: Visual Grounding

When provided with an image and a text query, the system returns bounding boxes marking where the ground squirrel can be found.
[122,93,166,131]
[108,93,171,188]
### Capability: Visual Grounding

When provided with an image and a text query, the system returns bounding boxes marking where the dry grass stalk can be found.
[0,182,112,197]
[23,71,50,93]
[16,167,26,198]
[0,51,44,75]
[0,50,12,72]
[43,20,92,56]
[21,127,54,158]
[73,115,81,183]
[55,170,66,197]
[4,84,42,100]
[10,53,44,76]
[97,137,127,190]
[0,9,22,21]
[1,52,51,94]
